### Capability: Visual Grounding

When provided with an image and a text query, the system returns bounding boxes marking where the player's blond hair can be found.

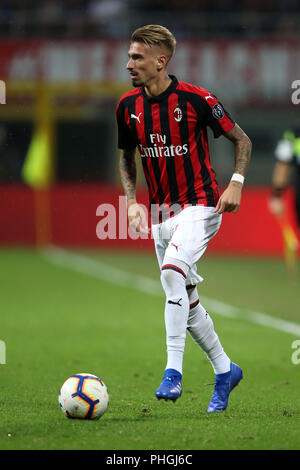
[131,25,176,63]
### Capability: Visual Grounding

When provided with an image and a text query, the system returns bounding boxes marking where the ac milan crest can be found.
[173,107,182,122]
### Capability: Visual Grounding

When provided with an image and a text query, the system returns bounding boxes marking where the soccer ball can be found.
[58,373,109,420]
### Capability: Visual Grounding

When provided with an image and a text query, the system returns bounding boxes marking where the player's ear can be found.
[157,54,167,71]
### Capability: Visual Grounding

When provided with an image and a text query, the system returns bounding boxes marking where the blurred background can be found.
[1,3,300,452]
[0,0,299,258]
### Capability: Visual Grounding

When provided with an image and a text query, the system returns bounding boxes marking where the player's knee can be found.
[160,267,173,287]
[160,266,185,294]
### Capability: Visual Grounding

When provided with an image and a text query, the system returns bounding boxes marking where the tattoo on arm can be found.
[119,149,137,202]
[224,124,252,177]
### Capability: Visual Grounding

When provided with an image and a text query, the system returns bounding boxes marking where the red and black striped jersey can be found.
[116,75,235,216]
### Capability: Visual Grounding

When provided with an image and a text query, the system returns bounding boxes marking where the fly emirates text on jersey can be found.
[139,133,188,158]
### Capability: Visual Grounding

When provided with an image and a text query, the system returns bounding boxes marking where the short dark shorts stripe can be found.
[186,284,196,290]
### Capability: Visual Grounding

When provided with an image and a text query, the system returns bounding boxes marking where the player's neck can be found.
[144,74,172,98]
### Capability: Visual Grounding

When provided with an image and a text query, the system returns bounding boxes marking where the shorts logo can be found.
[212,103,224,120]
[174,107,182,122]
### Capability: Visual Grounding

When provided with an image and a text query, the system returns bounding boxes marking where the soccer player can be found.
[116,25,252,412]
[269,129,300,233]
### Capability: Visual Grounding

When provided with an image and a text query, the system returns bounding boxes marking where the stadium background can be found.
[0,0,299,256]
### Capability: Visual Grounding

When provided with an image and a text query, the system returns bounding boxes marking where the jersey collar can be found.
[142,75,178,103]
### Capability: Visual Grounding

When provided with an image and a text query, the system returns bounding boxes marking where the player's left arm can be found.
[215,123,252,214]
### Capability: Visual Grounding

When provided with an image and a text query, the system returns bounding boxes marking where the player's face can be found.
[127,42,161,87]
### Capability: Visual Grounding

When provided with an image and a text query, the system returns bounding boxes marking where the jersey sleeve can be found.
[203,94,235,138]
[116,99,137,150]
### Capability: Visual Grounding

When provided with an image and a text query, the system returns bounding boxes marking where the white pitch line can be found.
[41,246,300,337]
[42,245,162,296]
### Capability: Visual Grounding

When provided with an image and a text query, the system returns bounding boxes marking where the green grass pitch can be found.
[0,247,299,450]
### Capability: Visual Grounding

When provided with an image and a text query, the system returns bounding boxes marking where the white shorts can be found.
[152,206,222,286]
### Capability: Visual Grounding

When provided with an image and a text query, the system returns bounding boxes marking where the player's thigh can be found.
[152,220,171,269]
[165,205,222,267]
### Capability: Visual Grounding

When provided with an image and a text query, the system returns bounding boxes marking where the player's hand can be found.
[127,200,149,235]
[269,196,284,217]
[214,181,242,214]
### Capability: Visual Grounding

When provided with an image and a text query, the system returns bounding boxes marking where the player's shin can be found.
[160,259,190,375]
[186,286,230,375]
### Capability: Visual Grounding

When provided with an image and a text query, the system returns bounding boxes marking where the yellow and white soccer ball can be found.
[58,373,109,420]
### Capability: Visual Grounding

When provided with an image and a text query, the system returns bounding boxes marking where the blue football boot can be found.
[155,368,182,402]
[207,362,243,413]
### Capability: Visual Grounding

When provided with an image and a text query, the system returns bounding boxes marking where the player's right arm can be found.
[117,94,149,234]
[119,149,148,234]
[119,148,137,204]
